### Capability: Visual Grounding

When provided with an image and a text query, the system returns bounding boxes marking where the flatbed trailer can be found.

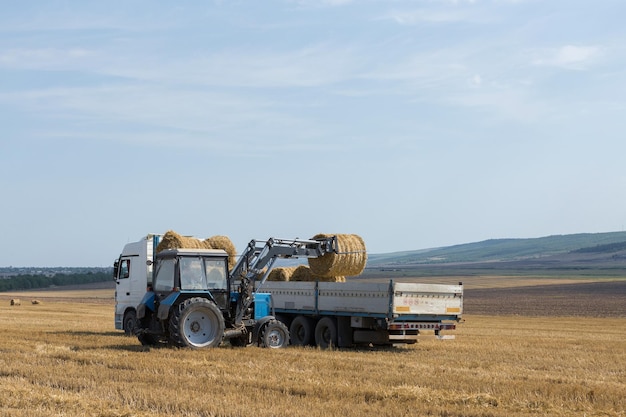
[116,233,463,349]
[257,280,463,347]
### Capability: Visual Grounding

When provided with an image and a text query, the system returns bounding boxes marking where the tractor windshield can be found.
[180,257,205,290]
[179,256,228,291]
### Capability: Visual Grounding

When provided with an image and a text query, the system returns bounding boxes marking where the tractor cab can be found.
[151,248,230,311]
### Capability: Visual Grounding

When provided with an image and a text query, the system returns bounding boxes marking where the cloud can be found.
[386,9,470,24]
[470,74,482,87]
[0,42,360,89]
[0,48,95,70]
[0,83,338,154]
[383,5,490,25]
[286,0,353,7]
[532,45,602,70]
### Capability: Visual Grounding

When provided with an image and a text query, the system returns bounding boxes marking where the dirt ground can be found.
[464,280,626,317]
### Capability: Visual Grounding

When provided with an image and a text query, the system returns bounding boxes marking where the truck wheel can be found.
[169,297,225,348]
[260,320,289,348]
[290,315,314,346]
[123,310,137,336]
[315,317,337,349]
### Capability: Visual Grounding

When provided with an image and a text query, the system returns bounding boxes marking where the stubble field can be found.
[0,278,625,417]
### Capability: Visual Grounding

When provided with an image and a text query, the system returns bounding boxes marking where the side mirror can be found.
[113,259,119,280]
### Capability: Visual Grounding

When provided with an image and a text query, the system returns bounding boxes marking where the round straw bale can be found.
[289,265,316,282]
[289,265,345,282]
[156,230,204,252]
[204,235,237,269]
[267,266,297,281]
[308,233,367,277]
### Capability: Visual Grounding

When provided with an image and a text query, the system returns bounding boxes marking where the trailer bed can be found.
[258,280,463,320]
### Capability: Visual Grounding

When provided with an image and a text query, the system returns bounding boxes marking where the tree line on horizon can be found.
[0,271,111,292]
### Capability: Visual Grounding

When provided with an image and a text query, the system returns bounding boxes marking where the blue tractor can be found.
[135,237,339,349]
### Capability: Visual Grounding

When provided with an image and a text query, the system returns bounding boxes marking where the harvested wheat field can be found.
[0,292,625,417]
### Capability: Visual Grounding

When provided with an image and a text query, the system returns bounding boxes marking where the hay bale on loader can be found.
[266,266,297,282]
[290,265,345,282]
[308,233,367,277]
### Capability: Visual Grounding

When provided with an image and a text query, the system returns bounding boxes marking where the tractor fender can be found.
[157,292,181,320]
[136,303,146,320]
[252,316,276,345]
[136,292,156,320]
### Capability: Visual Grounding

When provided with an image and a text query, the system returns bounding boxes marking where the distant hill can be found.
[365,231,626,277]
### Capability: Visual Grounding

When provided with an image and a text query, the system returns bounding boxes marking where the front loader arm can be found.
[230,237,338,326]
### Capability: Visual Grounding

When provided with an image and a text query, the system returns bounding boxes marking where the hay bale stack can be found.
[156,230,205,252]
[156,231,238,270]
[290,265,317,282]
[308,233,367,277]
[204,235,237,269]
[266,266,297,282]
[290,265,345,282]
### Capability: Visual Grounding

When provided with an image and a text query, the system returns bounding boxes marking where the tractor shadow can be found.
[47,330,155,352]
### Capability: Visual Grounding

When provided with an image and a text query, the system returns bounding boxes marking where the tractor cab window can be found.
[180,257,206,290]
[153,258,176,293]
[205,258,227,289]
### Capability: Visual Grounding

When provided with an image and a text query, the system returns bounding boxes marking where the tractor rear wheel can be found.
[169,297,225,348]
[260,320,289,348]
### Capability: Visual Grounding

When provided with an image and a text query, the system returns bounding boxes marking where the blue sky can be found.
[1,0,625,267]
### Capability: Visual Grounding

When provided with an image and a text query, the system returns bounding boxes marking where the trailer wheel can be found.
[260,320,289,348]
[123,310,137,336]
[290,315,314,346]
[315,317,337,349]
[169,297,224,348]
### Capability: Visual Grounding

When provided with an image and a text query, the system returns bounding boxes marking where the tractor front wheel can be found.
[260,320,290,348]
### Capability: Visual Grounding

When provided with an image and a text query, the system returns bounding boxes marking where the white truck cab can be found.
[113,234,161,334]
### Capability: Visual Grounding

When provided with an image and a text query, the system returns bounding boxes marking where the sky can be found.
[1,0,625,267]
